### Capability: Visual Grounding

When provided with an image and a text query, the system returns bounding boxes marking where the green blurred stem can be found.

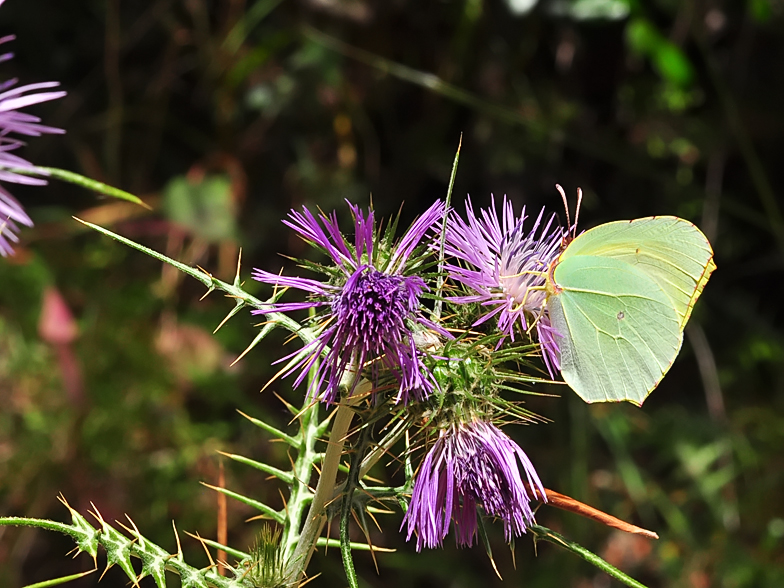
[301,26,671,191]
[433,134,461,321]
[6,166,148,207]
[693,32,784,254]
[530,525,649,588]
[223,0,285,54]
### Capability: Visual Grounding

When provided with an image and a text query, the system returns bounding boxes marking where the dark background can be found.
[0,0,783,586]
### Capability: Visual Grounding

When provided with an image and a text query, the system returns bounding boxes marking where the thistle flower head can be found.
[443,196,563,375]
[252,200,448,404]
[0,32,65,256]
[402,419,545,551]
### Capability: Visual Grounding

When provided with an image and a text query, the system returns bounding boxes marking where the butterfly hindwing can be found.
[549,252,685,405]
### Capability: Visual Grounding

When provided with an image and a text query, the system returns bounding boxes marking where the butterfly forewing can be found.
[559,216,715,329]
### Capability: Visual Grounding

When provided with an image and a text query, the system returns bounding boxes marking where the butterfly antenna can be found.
[573,187,583,240]
[555,184,570,229]
[555,184,571,244]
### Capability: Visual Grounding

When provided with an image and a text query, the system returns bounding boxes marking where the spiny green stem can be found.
[530,525,649,588]
[280,400,321,560]
[1,516,243,588]
[76,218,317,346]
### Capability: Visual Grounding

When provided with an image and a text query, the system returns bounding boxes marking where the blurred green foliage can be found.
[1,0,784,586]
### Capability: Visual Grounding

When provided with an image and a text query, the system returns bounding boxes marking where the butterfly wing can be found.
[560,216,715,328]
[548,255,682,405]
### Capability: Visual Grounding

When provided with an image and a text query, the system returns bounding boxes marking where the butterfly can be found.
[545,186,716,405]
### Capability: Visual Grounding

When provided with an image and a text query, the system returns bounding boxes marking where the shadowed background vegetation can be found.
[0,0,783,586]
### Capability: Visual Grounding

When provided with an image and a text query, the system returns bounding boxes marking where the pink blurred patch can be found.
[38,287,83,404]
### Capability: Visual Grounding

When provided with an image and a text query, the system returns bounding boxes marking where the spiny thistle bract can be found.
[241,525,290,588]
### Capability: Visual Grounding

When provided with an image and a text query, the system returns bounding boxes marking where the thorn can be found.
[245,513,276,522]
[186,531,217,568]
[278,488,290,518]
[230,342,256,367]
[555,184,569,230]
[125,515,145,548]
[272,392,298,415]
[57,493,71,510]
[231,327,269,367]
[488,553,503,580]
[172,520,184,559]
[200,286,215,301]
[234,248,243,287]
[299,572,322,587]
[287,396,321,426]
[213,301,244,334]
[259,362,291,391]
[116,519,134,535]
[88,502,106,527]
[353,510,380,574]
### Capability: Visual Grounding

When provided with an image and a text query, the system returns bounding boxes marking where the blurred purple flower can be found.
[0,30,66,255]
[252,200,448,404]
[403,419,545,551]
[444,196,563,375]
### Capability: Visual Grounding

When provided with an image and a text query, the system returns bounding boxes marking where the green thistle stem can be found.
[280,399,321,559]
[339,487,359,588]
[530,525,650,588]
[339,418,373,588]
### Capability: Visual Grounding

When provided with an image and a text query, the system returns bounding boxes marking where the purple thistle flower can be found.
[402,419,545,551]
[252,200,448,404]
[0,29,66,256]
[443,196,563,375]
